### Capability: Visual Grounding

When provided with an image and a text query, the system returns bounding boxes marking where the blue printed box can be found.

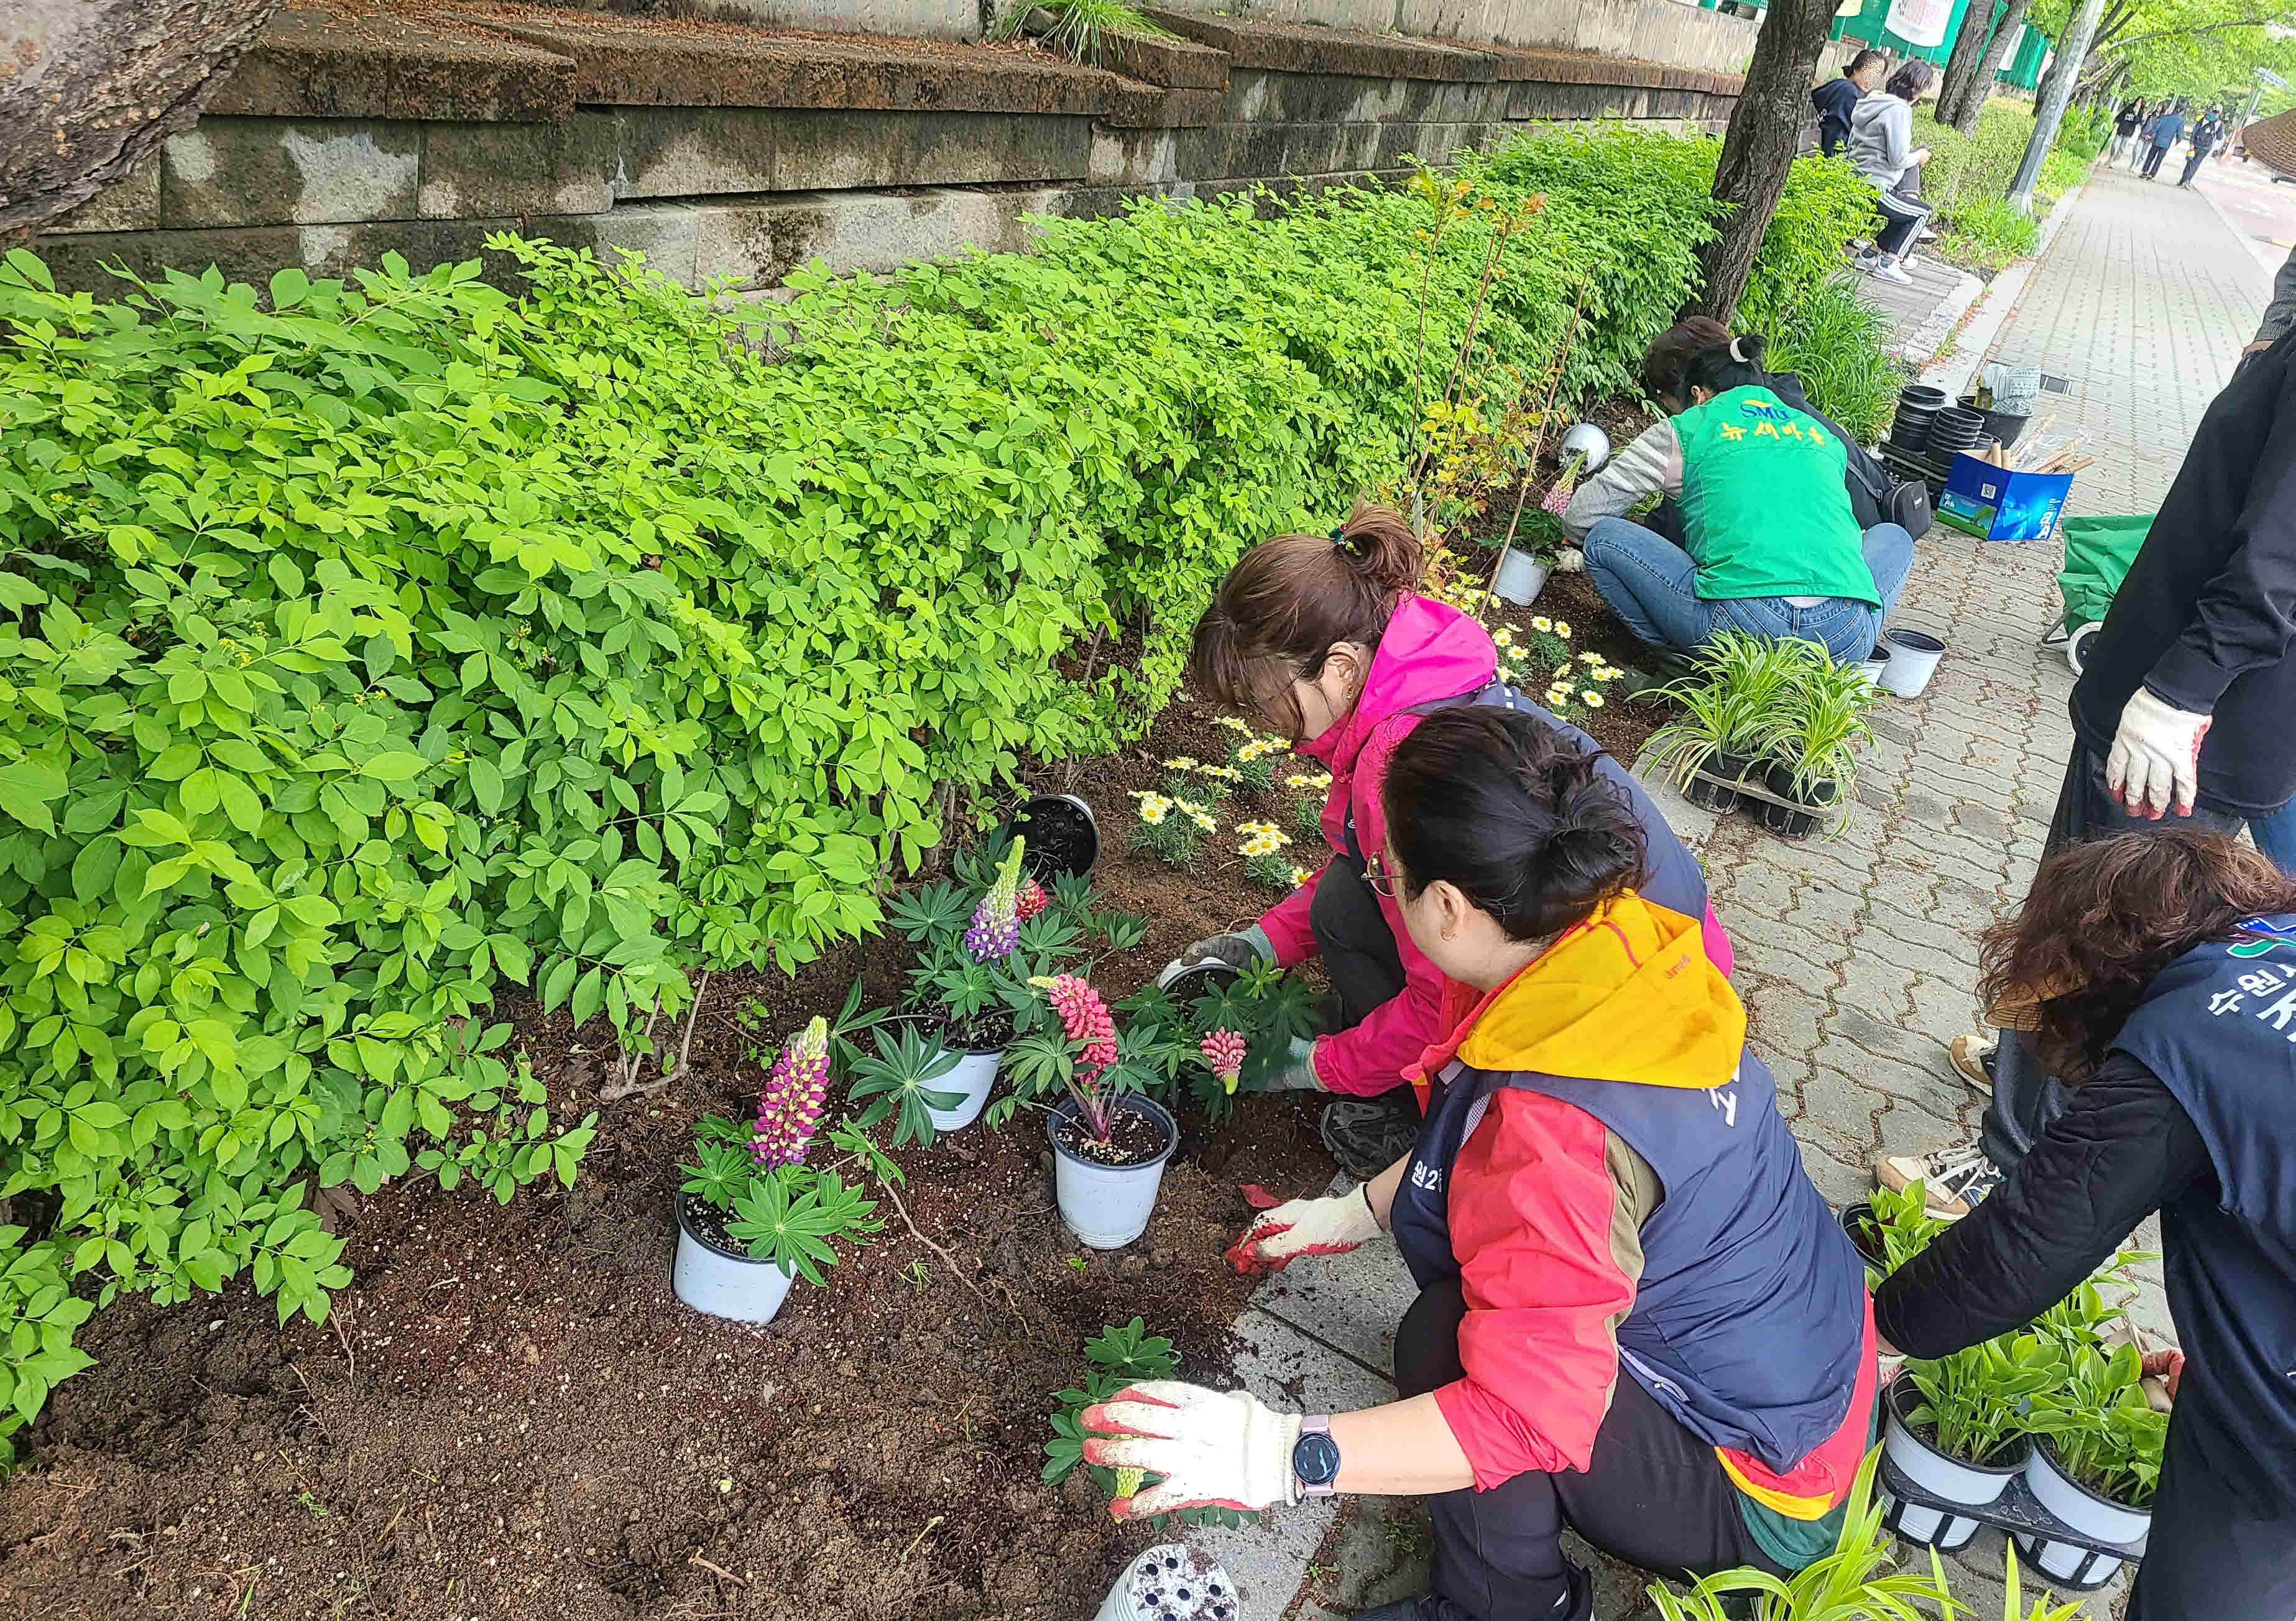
[1936,452,2074,543]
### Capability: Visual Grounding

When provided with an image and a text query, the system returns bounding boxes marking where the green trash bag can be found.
[2058,514,2153,632]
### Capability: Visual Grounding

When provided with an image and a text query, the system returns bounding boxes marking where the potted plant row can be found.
[1861,1184,2166,1573]
[1648,632,1878,837]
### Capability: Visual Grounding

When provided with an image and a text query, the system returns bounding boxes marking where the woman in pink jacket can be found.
[1186,504,1728,1175]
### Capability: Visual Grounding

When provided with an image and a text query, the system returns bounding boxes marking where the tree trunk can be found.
[1938,0,2003,130]
[1,0,280,245]
[1694,0,1841,325]
[1948,0,2032,133]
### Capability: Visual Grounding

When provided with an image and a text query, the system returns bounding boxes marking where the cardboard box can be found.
[1935,452,2074,542]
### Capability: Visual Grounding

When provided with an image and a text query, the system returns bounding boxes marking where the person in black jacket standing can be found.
[1874,830,2296,1621]
[1880,321,2296,1214]
[1812,50,1886,157]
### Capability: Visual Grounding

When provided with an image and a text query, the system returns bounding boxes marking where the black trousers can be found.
[2142,142,2172,178]
[1981,743,2246,1167]
[1309,852,1404,1030]
[2179,147,2210,185]
[1872,188,1931,257]
[1393,1278,1786,1620]
[2128,1405,2296,1621]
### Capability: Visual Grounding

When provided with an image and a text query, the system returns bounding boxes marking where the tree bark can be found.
[1939,0,2003,131]
[1694,0,1842,325]
[1,0,280,246]
[1948,0,2033,133]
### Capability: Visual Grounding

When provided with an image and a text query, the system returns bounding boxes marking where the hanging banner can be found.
[1883,0,1952,48]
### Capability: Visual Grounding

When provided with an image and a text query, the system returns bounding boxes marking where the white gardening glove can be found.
[1178,926,1276,973]
[1225,1183,1382,1275]
[2106,688,2211,818]
[1261,1035,1324,1092]
[1080,1380,1303,1519]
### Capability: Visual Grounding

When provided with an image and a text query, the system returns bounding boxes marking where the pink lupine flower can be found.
[1200,1028,1247,1095]
[752,1017,830,1168]
[1038,974,1118,1078]
[1015,875,1049,922]
[1540,450,1587,517]
[966,839,1027,960]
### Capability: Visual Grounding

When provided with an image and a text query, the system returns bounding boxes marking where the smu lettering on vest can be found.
[1390,1048,1865,1472]
[2109,914,2296,1505]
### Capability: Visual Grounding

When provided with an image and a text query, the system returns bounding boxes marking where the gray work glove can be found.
[1263,1035,1324,1092]
[1181,926,1275,972]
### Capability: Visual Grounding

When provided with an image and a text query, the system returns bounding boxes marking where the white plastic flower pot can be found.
[1051,1094,1178,1250]
[1882,1380,2025,1545]
[1856,653,1892,689]
[924,1046,1001,1133]
[671,1194,796,1325]
[1492,550,1550,607]
[1094,1543,1240,1621]
[1879,629,1947,697]
[2016,1438,2151,1582]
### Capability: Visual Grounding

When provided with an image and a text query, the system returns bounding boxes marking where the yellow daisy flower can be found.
[1554,621,1572,639]
[1289,865,1314,887]
[1584,691,1605,708]
[1214,716,1252,732]
[1164,756,1199,771]
[1532,616,1553,632]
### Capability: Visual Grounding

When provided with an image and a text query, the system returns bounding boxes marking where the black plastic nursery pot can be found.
[1685,751,1759,813]
[1760,762,1838,839]
[999,793,1099,880]
[1158,959,1241,1009]
[1958,394,2031,451]
[1840,1200,1889,1271]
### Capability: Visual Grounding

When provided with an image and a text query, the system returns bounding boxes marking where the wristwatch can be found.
[1293,1415,1340,1500]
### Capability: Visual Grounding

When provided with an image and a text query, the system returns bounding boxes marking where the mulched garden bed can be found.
[0,550,1666,1621]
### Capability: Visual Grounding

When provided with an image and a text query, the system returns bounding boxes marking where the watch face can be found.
[1293,1429,1342,1486]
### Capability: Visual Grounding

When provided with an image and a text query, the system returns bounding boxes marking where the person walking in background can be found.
[2112,99,2144,166]
[2180,107,2225,187]
[1812,49,1886,158]
[2142,99,2187,179]
[1845,59,1937,283]
[1883,322,2296,1217]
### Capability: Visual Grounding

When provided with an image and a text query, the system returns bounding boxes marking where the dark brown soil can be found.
[1054,1106,1170,1168]
[0,581,1666,1621]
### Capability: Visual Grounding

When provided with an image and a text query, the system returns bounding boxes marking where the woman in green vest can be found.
[1561,319,1914,666]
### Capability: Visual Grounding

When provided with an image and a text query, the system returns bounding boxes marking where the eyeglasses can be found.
[1364,851,1400,900]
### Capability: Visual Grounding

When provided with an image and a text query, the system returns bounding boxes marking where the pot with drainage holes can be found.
[1094,1543,1240,1621]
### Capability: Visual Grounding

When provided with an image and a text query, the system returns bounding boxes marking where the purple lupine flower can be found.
[752,1017,831,1168]
[964,838,1027,961]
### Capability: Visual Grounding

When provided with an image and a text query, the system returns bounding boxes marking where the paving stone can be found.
[1245,1234,1416,1379]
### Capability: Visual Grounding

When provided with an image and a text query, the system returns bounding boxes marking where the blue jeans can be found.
[2256,801,2296,875]
[1582,515,1916,665]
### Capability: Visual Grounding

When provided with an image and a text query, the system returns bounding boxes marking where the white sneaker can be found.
[1869,259,1914,285]
[1876,1145,2002,1219]
[1947,1032,1996,1094]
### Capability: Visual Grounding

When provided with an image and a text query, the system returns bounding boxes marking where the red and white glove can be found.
[1225,1183,1382,1275]
[2106,688,2211,818]
[1080,1380,1302,1519]
[2142,1347,2185,1409]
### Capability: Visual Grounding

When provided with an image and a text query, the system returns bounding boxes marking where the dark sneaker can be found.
[1320,1096,1420,1180]
[1875,1143,2003,1219]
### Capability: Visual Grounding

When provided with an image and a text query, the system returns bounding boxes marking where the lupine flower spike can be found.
[752,1017,830,1168]
[1200,1028,1247,1095]
[966,838,1027,960]
[1030,972,1121,1140]
[1015,875,1049,921]
[1540,450,1587,518]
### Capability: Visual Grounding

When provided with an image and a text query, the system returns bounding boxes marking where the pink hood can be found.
[1301,595,1499,778]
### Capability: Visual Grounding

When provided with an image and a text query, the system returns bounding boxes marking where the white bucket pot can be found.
[1879,629,1947,697]
[1092,1543,1240,1621]
[2017,1439,2151,1584]
[1052,1094,1178,1250]
[1857,653,1891,689]
[1881,1382,2024,1548]
[924,1046,1001,1133]
[1492,550,1550,607]
[672,1195,796,1324]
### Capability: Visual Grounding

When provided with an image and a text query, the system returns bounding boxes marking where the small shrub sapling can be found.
[679,1018,881,1283]
[1044,1318,1252,1530]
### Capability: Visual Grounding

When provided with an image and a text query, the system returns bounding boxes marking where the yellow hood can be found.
[1455,893,1746,1088]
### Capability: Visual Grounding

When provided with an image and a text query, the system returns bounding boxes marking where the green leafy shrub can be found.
[1754,273,1902,447]
[0,121,1891,1445]
[1942,196,2042,272]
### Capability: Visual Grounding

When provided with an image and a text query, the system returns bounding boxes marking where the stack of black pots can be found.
[1925,405,1987,460]
[1888,383,1949,455]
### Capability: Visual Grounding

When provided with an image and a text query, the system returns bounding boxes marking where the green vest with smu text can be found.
[1674,387,1881,608]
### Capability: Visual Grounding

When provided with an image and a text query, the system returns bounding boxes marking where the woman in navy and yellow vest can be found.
[1562,318,1914,666]
[1079,709,1873,1621]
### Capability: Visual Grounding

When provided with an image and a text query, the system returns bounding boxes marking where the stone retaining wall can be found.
[37,1,1745,295]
